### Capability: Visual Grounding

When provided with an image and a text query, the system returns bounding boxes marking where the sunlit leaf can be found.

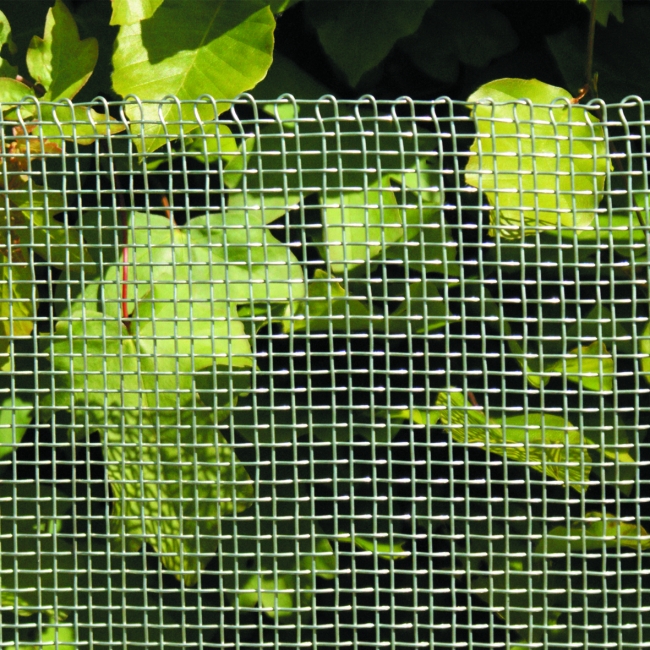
[35,104,126,144]
[465,78,608,238]
[435,390,591,490]
[111,0,275,152]
[25,0,98,101]
[110,0,165,25]
[545,341,614,391]
[399,2,518,85]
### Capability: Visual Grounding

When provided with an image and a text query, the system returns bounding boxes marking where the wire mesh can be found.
[0,94,648,649]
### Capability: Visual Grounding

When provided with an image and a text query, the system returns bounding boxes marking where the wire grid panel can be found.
[0,95,647,649]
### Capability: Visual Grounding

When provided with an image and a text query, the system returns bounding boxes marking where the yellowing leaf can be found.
[465,78,608,238]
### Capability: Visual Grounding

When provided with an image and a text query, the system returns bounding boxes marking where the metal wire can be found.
[0,95,647,649]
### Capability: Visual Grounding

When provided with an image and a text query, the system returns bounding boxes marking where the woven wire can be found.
[0,95,647,649]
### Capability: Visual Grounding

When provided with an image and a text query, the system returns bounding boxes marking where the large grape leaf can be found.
[111,0,275,152]
[642,320,650,385]
[25,0,98,101]
[465,78,608,239]
[304,0,433,88]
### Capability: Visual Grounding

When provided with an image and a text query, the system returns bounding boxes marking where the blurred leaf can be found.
[304,0,433,88]
[110,0,164,25]
[25,0,98,101]
[399,2,518,85]
[465,78,608,239]
[577,0,623,26]
[436,390,591,490]
[112,0,275,152]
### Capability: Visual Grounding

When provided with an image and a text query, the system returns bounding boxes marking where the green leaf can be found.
[465,78,608,239]
[111,0,275,152]
[184,122,240,165]
[6,183,90,270]
[44,207,309,581]
[35,104,126,144]
[110,0,165,25]
[642,320,650,385]
[0,77,33,104]
[541,512,650,555]
[318,176,401,272]
[399,2,518,85]
[388,278,453,334]
[45,308,254,583]
[0,479,76,615]
[0,9,18,78]
[545,341,614,391]
[285,268,376,333]
[0,9,16,55]
[304,0,433,88]
[435,390,592,490]
[336,535,410,561]
[25,0,98,101]
[252,51,330,103]
[577,0,623,26]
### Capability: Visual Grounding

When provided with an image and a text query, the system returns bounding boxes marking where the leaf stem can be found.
[584,0,597,92]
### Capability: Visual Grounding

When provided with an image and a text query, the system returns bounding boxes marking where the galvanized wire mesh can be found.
[0,95,648,649]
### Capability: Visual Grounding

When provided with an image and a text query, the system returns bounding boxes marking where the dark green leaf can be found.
[285,268,376,333]
[545,341,614,391]
[399,2,518,85]
[304,0,433,88]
